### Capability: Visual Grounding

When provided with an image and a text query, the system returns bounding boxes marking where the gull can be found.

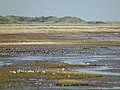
[62,68,65,71]
[12,71,17,74]
[86,63,90,65]
[28,70,34,73]
[42,70,46,74]
[67,75,70,78]
[52,72,55,75]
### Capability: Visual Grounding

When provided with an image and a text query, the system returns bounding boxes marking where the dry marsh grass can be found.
[0,24,120,34]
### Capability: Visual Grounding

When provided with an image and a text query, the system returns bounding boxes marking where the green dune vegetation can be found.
[1,15,120,25]
[0,15,86,24]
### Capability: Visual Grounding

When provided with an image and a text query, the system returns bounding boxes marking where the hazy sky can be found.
[0,0,120,21]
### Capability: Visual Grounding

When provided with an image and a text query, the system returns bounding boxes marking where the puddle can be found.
[108,46,120,50]
[0,61,12,66]
[71,66,120,76]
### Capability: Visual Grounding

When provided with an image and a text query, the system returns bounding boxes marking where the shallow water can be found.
[4,86,120,90]
[0,61,12,66]
[5,54,120,61]
[1,54,120,76]
[71,66,120,76]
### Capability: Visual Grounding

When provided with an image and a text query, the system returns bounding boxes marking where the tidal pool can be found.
[1,54,120,76]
